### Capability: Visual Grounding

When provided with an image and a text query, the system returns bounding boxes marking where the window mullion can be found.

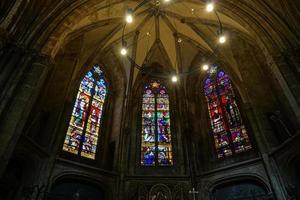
[217,77,234,156]
[78,77,98,157]
[154,91,158,166]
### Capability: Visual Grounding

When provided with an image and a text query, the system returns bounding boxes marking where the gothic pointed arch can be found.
[62,64,108,160]
[211,178,270,199]
[203,66,252,158]
[149,184,172,200]
[48,176,111,199]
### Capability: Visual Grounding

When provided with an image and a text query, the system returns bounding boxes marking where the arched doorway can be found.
[212,179,270,200]
[295,160,300,199]
[48,178,106,200]
[287,157,300,199]
[0,158,23,200]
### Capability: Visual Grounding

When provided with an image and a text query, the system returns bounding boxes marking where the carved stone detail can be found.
[149,184,171,200]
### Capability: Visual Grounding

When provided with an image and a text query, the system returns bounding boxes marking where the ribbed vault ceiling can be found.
[56,0,251,72]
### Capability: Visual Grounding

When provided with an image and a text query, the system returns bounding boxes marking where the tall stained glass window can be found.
[63,65,107,160]
[204,66,252,158]
[141,80,173,166]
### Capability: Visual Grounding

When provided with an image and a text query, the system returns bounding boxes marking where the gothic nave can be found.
[0,0,300,199]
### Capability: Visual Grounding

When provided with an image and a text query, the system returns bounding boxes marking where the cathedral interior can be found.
[0,0,300,199]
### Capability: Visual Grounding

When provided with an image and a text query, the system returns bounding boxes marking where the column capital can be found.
[271,49,300,73]
[271,47,300,65]
[32,53,55,67]
[243,102,252,110]
[0,28,8,38]
[0,28,8,49]
[282,46,300,57]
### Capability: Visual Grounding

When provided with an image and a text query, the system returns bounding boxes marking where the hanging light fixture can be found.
[120,40,128,56]
[171,75,178,83]
[218,35,226,44]
[125,8,133,24]
[120,47,127,56]
[202,64,209,71]
[121,0,227,80]
[206,2,214,12]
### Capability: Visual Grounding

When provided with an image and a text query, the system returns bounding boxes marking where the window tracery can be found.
[141,80,173,166]
[63,65,107,160]
[204,66,252,158]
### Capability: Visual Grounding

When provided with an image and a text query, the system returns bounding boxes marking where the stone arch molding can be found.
[207,174,272,198]
[138,184,148,200]
[34,0,299,58]
[284,154,300,180]
[172,183,189,200]
[49,171,113,198]
[149,184,172,200]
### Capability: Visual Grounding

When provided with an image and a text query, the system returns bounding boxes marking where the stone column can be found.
[0,0,22,29]
[0,45,33,117]
[0,28,8,51]
[262,153,289,199]
[275,51,300,105]
[0,53,53,177]
[267,52,300,123]
[242,102,271,152]
[0,45,22,90]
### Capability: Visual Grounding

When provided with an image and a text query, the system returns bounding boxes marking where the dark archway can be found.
[295,160,300,199]
[296,160,300,182]
[0,158,23,200]
[212,179,270,200]
[0,0,16,22]
[287,157,300,199]
[48,178,106,200]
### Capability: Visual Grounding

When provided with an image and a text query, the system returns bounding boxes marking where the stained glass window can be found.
[63,65,107,160]
[141,81,173,166]
[204,66,252,158]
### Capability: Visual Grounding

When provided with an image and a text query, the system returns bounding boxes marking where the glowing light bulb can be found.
[171,75,178,83]
[206,2,214,12]
[219,35,226,44]
[126,14,133,23]
[164,0,171,2]
[121,47,127,56]
[202,64,209,71]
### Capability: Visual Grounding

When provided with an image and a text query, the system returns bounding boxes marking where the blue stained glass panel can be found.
[141,146,156,166]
